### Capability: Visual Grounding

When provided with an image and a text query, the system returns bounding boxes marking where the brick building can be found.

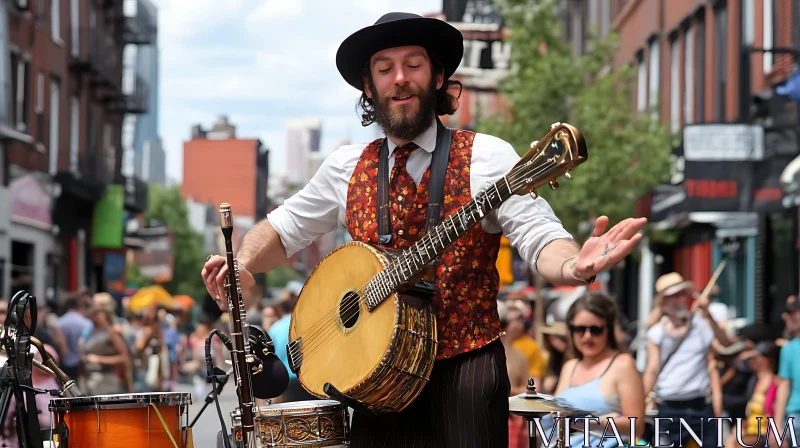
[0,0,153,301]
[563,0,800,326]
[181,116,270,295]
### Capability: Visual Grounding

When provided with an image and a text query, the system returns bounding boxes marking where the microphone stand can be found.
[0,291,44,448]
[190,368,231,428]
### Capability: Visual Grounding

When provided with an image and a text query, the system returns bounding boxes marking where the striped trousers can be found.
[351,339,511,447]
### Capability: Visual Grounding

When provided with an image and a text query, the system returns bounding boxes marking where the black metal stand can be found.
[0,291,44,448]
[190,369,230,428]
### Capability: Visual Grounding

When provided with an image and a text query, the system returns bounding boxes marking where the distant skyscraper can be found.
[127,0,163,184]
[285,118,321,183]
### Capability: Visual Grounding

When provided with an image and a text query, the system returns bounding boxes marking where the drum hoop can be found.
[49,392,192,411]
[256,400,343,416]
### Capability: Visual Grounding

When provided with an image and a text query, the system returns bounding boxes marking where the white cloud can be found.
[152,0,442,181]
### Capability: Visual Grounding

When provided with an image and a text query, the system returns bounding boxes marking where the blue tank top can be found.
[539,353,626,447]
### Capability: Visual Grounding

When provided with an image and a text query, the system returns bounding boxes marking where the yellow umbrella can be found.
[128,285,175,313]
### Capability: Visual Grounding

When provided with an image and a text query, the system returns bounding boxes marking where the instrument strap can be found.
[149,403,180,448]
[377,119,453,246]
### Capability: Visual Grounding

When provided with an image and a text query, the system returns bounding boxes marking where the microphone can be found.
[251,352,290,400]
[208,325,291,399]
[247,325,289,400]
[206,330,233,383]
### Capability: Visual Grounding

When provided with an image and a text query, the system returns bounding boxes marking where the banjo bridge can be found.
[287,337,303,375]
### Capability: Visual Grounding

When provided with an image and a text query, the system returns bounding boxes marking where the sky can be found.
[152,0,442,183]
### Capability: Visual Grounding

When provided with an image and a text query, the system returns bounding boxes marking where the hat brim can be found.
[336,17,464,90]
[657,281,694,299]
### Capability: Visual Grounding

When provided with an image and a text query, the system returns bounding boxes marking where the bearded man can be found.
[201,12,646,447]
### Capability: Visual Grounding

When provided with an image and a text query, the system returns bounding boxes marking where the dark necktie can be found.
[389,143,418,242]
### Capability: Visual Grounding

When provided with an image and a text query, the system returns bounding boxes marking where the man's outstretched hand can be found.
[572,216,648,280]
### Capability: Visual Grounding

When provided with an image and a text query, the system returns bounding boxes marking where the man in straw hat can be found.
[202,11,647,446]
[643,272,732,447]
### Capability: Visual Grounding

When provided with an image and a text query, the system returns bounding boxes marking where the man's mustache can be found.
[383,85,423,101]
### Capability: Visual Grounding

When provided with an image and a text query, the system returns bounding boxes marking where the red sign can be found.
[685,180,738,198]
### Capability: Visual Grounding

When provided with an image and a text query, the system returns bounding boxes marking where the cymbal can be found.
[509,393,597,418]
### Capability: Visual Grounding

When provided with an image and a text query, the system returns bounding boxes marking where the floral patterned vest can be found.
[345,130,503,359]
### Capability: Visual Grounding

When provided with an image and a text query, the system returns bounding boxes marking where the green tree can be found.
[140,186,208,300]
[478,0,672,239]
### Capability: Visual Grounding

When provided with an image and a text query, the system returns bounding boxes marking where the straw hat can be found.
[540,322,567,337]
[655,272,694,299]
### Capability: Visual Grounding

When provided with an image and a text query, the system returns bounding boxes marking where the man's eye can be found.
[378,68,391,74]
[408,65,420,69]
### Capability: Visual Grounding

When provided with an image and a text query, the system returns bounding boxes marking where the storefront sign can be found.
[649,161,755,222]
[683,124,765,161]
[9,174,51,226]
[682,161,752,212]
[752,156,792,213]
[131,229,174,284]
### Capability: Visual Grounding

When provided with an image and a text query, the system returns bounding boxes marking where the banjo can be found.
[287,122,588,414]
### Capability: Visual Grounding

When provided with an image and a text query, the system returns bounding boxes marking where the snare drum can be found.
[232,400,350,447]
[49,392,192,448]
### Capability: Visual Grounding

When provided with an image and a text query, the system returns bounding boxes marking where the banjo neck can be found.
[364,176,512,312]
[363,123,586,312]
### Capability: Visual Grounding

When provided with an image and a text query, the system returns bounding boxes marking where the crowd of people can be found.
[0,270,798,447]
[0,284,308,447]
[498,272,800,448]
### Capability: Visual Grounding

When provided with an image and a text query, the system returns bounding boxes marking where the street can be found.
[179,382,240,447]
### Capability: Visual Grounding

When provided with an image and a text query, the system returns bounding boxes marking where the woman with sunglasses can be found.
[544,293,645,447]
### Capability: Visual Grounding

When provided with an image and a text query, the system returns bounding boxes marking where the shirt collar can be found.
[386,118,438,155]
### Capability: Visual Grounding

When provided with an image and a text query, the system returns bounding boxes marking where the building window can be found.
[70,95,79,174]
[571,4,584,55]
[36,73,45,145]
[70,0,79,57]
[10,53,29,134]
[684,27,694,125]
[51,0,61,43]
[742,0,754,44]
[670,35,680,134]
[764,0,775,73]
[601,0,611,37]
[637,51,647,112]
[649,38,660,118]
[49,78,60,175]
[715,3,728,121]
[696,10,706,122]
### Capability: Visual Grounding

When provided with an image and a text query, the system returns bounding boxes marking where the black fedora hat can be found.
[336,12,464,91]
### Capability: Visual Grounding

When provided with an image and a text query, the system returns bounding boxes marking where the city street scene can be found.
[3,0,800,446]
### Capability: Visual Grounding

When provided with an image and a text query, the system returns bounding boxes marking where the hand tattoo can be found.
[602,242,620,257]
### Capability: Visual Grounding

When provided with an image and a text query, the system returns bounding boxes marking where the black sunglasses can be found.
[569,325,605,336]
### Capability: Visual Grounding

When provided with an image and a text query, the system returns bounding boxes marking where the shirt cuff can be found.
[529,230,574,276]
[266,208,302,259]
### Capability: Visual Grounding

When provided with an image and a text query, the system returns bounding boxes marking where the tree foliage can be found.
[478,0,672,239]
[140,185,208,300]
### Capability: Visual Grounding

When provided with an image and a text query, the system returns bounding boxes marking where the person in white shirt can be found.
[201,12,647,448]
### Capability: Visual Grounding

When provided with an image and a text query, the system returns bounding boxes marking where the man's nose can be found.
[394,67,409,85]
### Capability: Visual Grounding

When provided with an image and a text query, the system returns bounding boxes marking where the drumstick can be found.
[693,259,727,309]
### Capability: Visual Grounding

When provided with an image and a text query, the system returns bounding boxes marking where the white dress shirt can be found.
[267,120,574,274]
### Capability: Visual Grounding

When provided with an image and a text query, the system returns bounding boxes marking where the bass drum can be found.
[232,400,349,447]
[49,392,192,448]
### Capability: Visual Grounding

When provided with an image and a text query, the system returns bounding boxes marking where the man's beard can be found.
[369,77,437,141]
